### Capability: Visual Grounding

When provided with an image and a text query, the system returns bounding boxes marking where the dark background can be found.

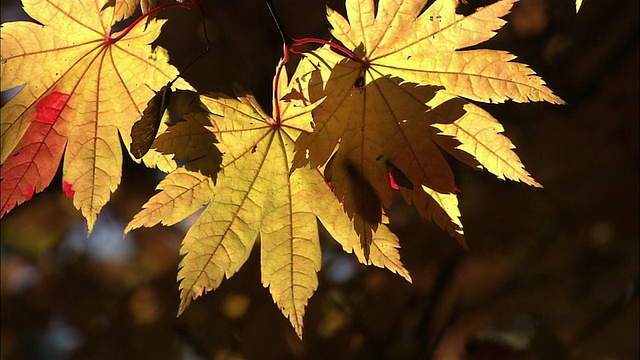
[1,0,638,359]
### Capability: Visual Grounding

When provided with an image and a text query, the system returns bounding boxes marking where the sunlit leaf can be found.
[111,0,141,21]
[290,0,562,249]
[1,92,69,216]
[0,0,191,231]
[126,69,411,338]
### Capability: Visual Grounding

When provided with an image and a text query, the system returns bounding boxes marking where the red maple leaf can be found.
[1,91,70,215]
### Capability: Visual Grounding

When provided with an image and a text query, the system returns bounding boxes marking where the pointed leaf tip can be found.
[63,181,75,199]
[24,186,36,202]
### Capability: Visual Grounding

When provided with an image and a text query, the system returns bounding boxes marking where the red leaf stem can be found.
[272,36,362,125]
[291,37,361,63]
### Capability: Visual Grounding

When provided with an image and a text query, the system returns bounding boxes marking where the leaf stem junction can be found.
[266,0,362,126]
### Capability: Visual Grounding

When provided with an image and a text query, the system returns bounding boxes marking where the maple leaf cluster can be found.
[0,0,562,337]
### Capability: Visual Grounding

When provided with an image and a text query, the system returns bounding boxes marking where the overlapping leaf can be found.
[0,0,190,230]
[326,0,562,104]
[112,0,141,21]
[291,0,563,251]
[2,0,565,341]
[126,70,411,338]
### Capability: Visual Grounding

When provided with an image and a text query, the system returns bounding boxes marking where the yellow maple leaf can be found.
[125,68,411,338]
[0,0,191,231]
[292,48,467,254]
[112,0,142,22]
[328,0,563,104]
[291,0,563,251]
